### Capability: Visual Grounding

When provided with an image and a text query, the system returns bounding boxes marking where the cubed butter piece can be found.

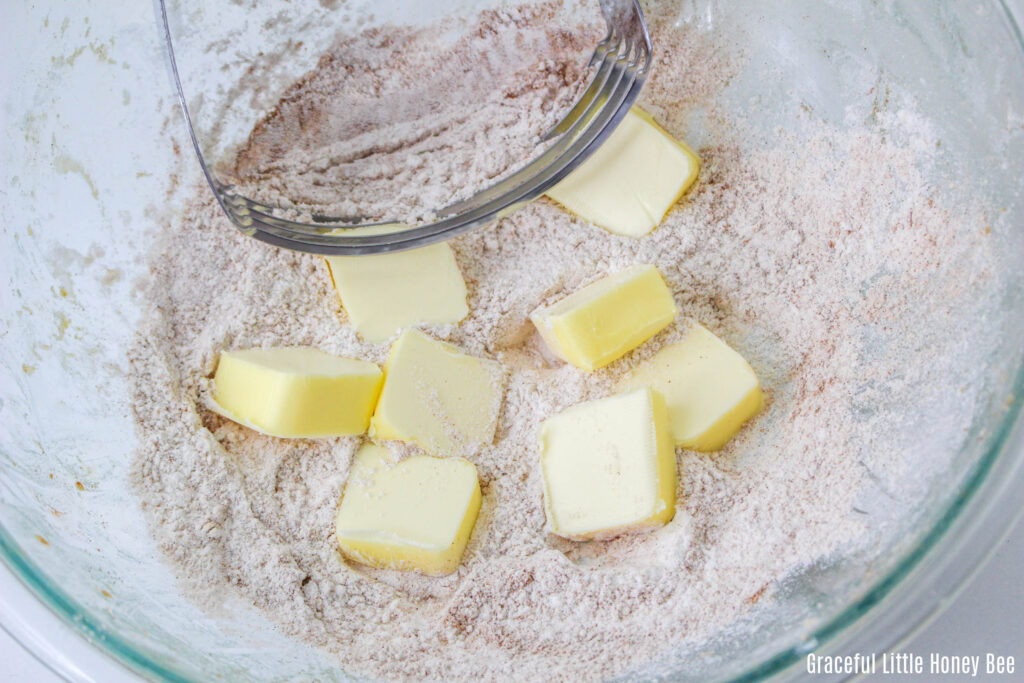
[325,242,469,343]
[371,329,503,456]
[540,388,676,540]
[618,323,763,451]
[545,107,700,237]
[530,264,677,371]
[335,443,481,575]
[212,347,383,438]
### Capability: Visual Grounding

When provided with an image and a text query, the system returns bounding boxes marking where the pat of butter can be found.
[212,347,383,438]
[370,329,503,456]
[618,324,763,451]
[545,107,700,237]
[530,264,677,371]
[541,388,676,540]
[325,242,469,343]
[335,443,481,575]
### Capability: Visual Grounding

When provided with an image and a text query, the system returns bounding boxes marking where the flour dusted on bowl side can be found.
[129,2,998,680]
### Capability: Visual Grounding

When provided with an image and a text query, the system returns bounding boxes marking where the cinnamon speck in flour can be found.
[130,1,998,680]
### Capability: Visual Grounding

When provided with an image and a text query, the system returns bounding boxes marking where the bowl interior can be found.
[1,1,1023,681]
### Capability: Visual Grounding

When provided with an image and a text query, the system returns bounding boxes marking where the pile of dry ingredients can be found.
[227,2,602,224]
[130,1,997,680]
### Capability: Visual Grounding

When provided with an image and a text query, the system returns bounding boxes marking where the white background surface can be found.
[1,516,1021,680]
[0,629,60,683]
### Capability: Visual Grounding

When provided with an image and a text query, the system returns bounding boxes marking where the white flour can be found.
[130,2,998,680]
[227,1,602,224]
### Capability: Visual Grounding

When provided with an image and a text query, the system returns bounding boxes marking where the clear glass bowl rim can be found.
[1,2,1024,681]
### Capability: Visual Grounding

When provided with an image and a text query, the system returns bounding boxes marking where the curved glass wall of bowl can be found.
[159,0,652,255]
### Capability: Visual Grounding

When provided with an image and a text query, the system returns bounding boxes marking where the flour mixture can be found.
[130,1,997,679]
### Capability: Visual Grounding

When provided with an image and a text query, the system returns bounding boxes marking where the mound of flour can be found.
[130,2,998,680]
[227,1,602,224]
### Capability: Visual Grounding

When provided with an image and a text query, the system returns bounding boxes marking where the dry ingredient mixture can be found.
[227,2,602,224]
[130,1,997,680]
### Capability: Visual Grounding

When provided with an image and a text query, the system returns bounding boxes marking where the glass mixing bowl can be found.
[1,1,1023,681]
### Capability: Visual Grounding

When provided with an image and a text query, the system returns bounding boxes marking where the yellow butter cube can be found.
[541,388,676,540]
[530,264,677,371]
[545,107,700,237]
[618,324,763,451]
[211,347,383,438]
[335,443,481,575]
[370,329,503,456]
[325,242,469,343]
